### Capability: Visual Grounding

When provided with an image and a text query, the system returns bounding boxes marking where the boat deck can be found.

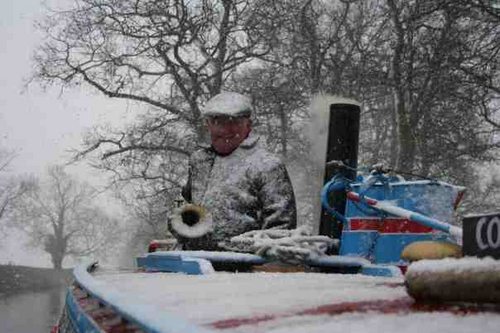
[78,267,500,333]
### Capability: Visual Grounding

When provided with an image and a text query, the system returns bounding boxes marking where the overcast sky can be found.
[0,1,138,176]
[0,1,138,266]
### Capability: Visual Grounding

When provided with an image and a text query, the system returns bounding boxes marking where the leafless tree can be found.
[127,192,175,255]
[0,149,33,228]
[383,0,500,175]
[32,0,285,203]
[33,0,280,137]
[31,0,500,226]
[9,166,121,269]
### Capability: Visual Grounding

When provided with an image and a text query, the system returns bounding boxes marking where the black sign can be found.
[463,213,500,259]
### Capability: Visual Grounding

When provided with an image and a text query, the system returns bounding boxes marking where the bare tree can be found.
[0,149,33,229]
[33,0,280,138]
[0,149,18,222]
[31,0,500,225]
[74,113,193,201]
[31,0,285,203]
[127,193,174,255]
[383,0,500,175]
[10,166,121,269]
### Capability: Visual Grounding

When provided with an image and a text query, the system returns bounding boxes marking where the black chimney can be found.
[318,102,360,240]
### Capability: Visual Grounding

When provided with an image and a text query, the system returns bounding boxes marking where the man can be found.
[171,91,297,251]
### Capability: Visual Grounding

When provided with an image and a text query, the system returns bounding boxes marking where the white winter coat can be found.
[178,135,297,250]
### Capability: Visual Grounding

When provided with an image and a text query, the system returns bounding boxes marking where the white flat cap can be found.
[202,92,252,117]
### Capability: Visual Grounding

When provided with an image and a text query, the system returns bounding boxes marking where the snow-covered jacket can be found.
[178,135,297,250]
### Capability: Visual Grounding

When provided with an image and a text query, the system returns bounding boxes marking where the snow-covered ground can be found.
[89,267,500,333]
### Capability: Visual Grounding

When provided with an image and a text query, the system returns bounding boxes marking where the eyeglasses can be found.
[207,116,249,126]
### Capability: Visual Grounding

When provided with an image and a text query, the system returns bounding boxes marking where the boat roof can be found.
[81,266,500,333]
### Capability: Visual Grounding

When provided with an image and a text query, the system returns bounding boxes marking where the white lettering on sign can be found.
[476,217,488,250]
[487,217,500,249]
[476,217,500,250]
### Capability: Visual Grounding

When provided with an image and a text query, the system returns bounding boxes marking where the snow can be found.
[312,255,371,266]
[189,258,216,274]
[94,269,404,324]
[221,226,334,263]
[464,212,500,218]
[73,262,214,333]
[236,312,499,333]
[407,256,500,275]
[307,95,361,209]
[152,250,266,263]
[170,205,214,238]
[351,180,464,223]
[72,260,500,333]
[202,92,252,117]
[183,133,296,250]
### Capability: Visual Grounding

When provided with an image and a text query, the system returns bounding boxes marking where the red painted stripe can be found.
[454,191,465,210]
[211,315,276,329]
[349,218,433,233]
[210,297,500,330]
[347,192,378,205]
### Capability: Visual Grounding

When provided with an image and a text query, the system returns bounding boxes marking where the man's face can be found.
[206,116,252,155]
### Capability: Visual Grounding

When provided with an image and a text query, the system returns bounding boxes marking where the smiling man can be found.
[174,91,297,251]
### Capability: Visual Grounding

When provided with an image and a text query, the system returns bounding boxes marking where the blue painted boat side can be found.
[65,288,103,333]
[340,231,379,258]
[137,250,402,278]
[360,264,402,277]
[340,231,449,265]
[155,251,268,264]
[136,254,208,274]
[345,180,459,219]
[305,255,369,268]
[373,233,448,264]
[72,262,215,333]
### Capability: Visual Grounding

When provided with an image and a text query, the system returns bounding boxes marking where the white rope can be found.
[219,226,334,264]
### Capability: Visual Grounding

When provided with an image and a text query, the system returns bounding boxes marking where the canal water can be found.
[0,287,66,333]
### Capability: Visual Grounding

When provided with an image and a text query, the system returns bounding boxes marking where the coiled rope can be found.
[219,226,335,264]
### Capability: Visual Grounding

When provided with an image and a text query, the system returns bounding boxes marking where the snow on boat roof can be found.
[407,256,500,274]
[464,212,500,218]
[151,250,267,263]
[74,263,213,333]
[350,179,463,188]
[95,270,403,324]
[85,266,500,333]
[246,311,499,333]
